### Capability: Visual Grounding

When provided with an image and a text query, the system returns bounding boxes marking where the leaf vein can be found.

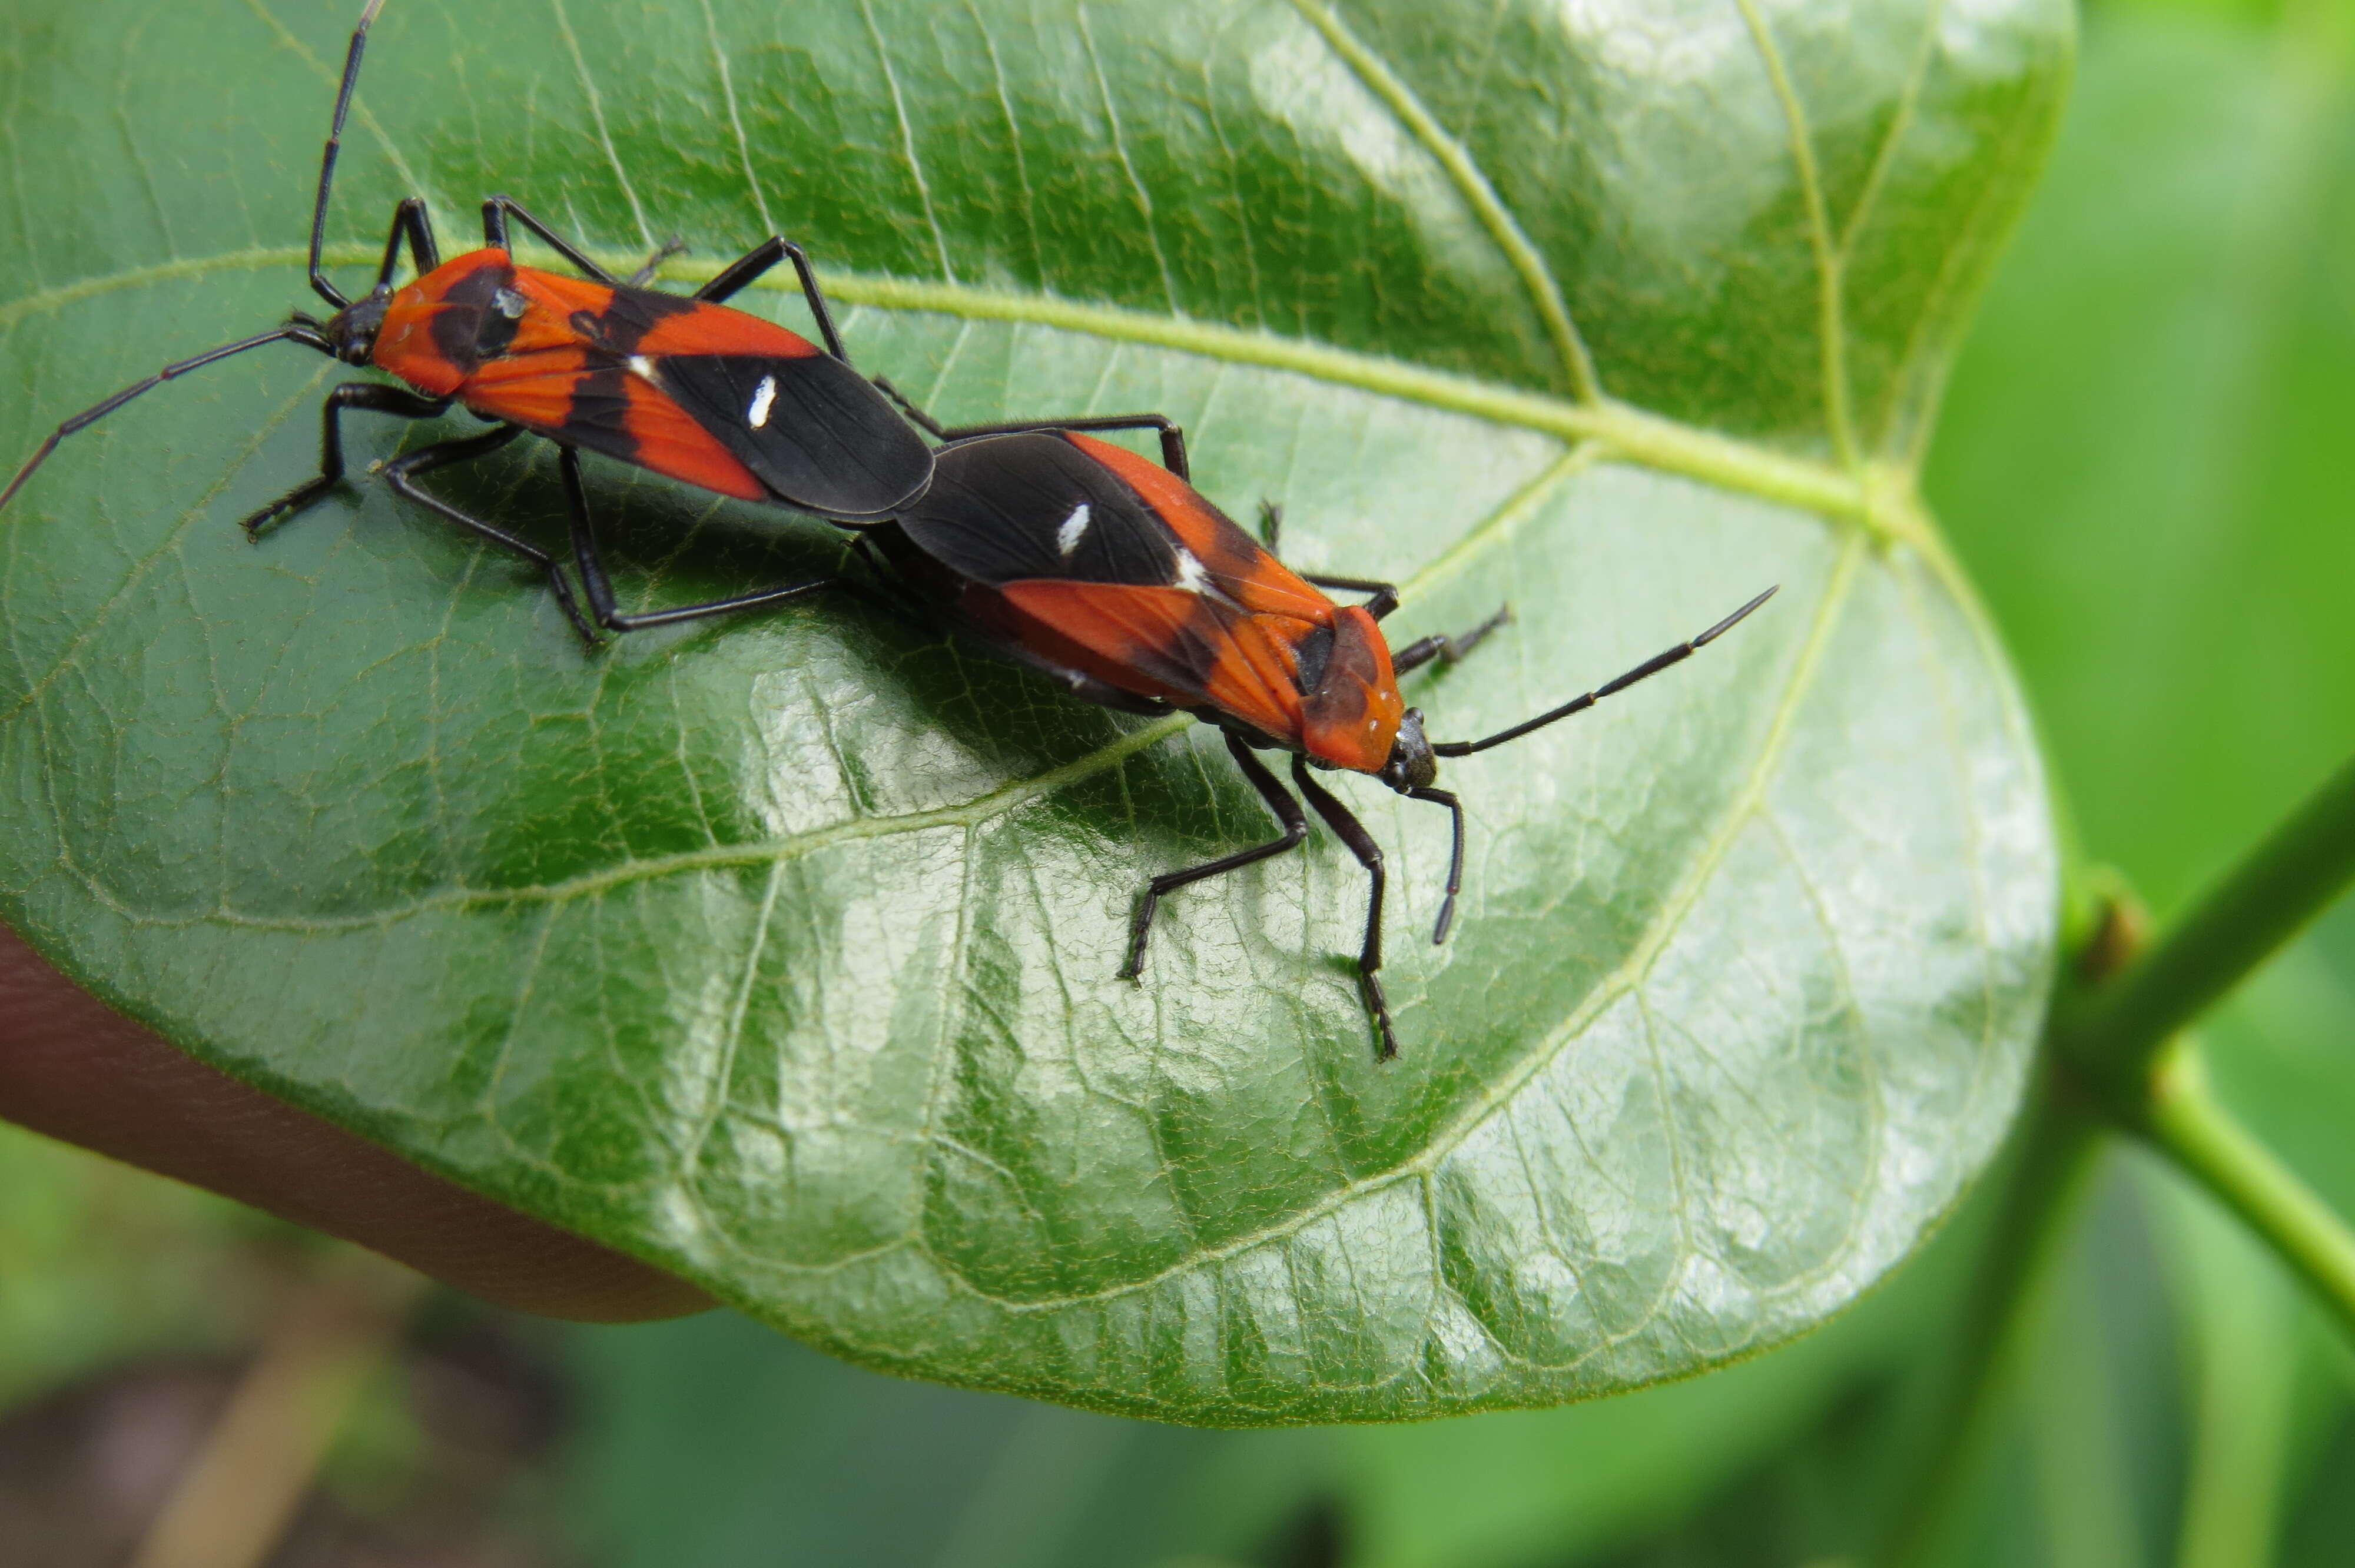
[857,0,956,282]
[548,0,655,251]
[1732,0,1857,469]
[1889,546,2006,1121]
[1883,56,2066,467]
[699,0,776,234]
[1284,0,1600,401]
[1076,5,1178,314]
[1759,810,1888,1290]
[0,246,1880,527]
[960,0,1043,283]
[1837,0,1947,262]
[682,862,785,1180]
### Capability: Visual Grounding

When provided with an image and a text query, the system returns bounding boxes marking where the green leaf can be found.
[0,0,2062,1421]
[1333,1192,1978,1568]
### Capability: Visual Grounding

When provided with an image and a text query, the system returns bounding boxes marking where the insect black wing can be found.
[894,430,1182,586]
[656,351,935,521]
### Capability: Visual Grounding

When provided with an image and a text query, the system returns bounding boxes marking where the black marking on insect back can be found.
[1302,614,1386,737]
[1078,590,1299,752]
[1291,624,1335,697]
[659,353,931,520]
[1175,489,1283,590]
[593,281,699,351]
[1164,597,1247,693]
[424,258,516,373]
[899,431,1179,587]
[557,365,639,466]
[474,287,525,362]
[555,285,698,357]
[1050,430,1278,614]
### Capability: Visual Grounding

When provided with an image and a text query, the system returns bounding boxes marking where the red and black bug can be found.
[0,0,932,644]
[864,410,1775,1059]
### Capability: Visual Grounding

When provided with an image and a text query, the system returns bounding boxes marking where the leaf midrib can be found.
[1284,0,1601,401]
[0,244,1905,535]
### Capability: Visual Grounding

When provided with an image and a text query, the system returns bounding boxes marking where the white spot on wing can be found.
[1172,546,1210,594]
[747,374,778,429]
[628,354,657,380]
[1056,502,1092,557]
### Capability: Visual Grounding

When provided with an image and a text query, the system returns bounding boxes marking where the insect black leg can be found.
[1026,416,1190,483]
[694,237,857,362]
[1305,574,1399,620]
[556,447,838,636]
[1257,503,1406,617]
[843,534,946,633]
[1289,759,1399,1061]
[0,324,336,515]
[480,197,618,284]
[626,239,689,288]
[379,426,596,644]
[1120,732,1308,983]
[869,377,953,438]
[893,396,1196,484]
[1391,606,1514,675]
[242,382,450,536]
[370,197,439,292]
[691,237,785,304]
[1265,504,1504,653]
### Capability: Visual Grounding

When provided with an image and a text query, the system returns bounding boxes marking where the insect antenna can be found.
[1431,586,1778,760]
[1407,786,1465,944]
[1406,586,1776,948]
[0,323,337,516]
[309,0,390,308]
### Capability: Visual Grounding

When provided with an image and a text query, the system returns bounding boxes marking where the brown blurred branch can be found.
[127,1254,429,1568]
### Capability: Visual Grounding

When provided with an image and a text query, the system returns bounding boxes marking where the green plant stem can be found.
[2055,751,2355,1094]
[1880,1088,2101,1568]
[2036,752,2355,1347]
[2143,1039,2355,1343]
[2166,1179,2303,1568]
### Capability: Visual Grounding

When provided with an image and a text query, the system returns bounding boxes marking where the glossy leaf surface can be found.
[0,0,2062,1421]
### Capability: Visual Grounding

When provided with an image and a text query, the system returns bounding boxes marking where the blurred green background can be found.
[5,0,2353,1562]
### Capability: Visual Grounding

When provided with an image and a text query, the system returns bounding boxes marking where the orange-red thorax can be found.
[1300,603,1407,775]
[374,249,823,396]
[1009,433,1406,775]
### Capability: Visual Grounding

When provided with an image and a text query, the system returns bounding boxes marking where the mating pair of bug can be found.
[0,0,1774,1061]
